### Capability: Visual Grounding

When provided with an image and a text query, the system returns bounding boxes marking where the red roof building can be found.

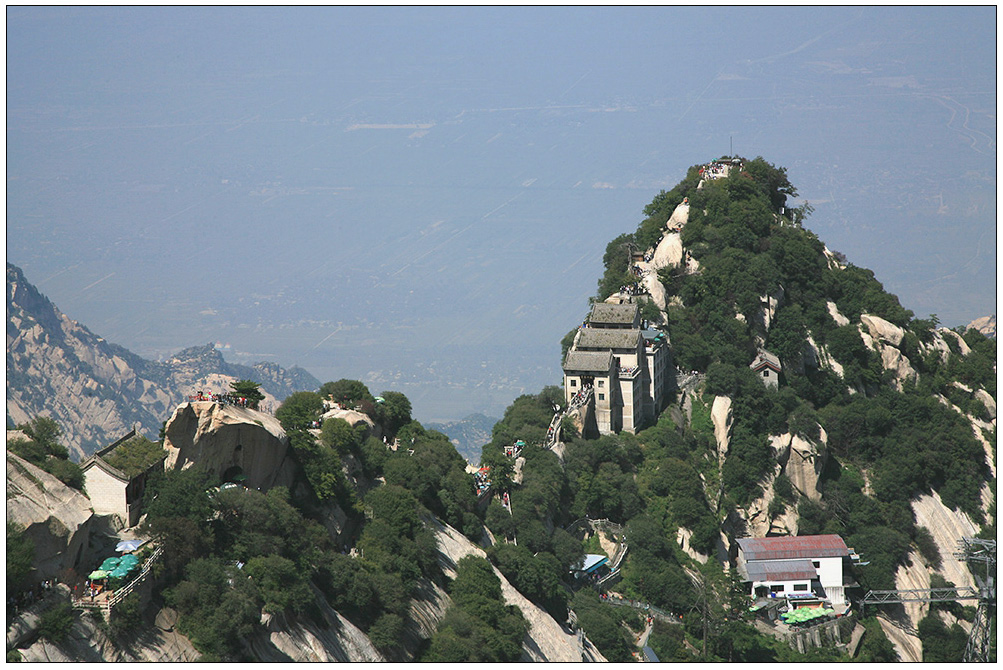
[736,535,852,606]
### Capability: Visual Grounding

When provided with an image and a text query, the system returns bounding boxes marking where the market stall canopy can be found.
[109,565,135,579]
[116,539,146,553]
[99,556,121,571]
[118,555,139,568]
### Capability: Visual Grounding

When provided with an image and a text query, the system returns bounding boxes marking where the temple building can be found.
[562,302,670,435]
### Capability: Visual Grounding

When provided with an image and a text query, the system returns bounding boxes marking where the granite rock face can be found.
[6,452,94,581]
[163,402,296,491]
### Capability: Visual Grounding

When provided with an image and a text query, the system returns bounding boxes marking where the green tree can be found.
[38,602,75,642]
[375,391,412,436]
[230,380,265,409]
[319,379,373,407]
[103,435,166,478]
[321,418,361,455]
[275,391,324,431]
[7,522,34,596]
[245,554,311,614]
[17,416,66,459]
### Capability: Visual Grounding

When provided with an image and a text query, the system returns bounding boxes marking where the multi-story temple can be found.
[562,302,670,435]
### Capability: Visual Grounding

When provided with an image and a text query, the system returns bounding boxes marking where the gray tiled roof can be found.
[743,559,818,583]
[563,350,613,373]
[577,328,642,351]
[589,302,639,326]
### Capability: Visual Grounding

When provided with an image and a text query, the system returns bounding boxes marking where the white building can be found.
[736,534,853,606]
[750,349,782,389]
[81,430,163,528]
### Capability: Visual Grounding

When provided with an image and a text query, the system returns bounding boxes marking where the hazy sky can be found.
[7,6,996,422]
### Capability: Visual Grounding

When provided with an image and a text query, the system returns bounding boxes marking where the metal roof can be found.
[563,351,613,373]
[744,559,818,583]
[577,328,642,351]
[589,302,639,325]
[737,535,850,561]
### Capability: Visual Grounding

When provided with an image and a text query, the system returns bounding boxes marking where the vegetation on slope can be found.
[8,416,84,490]
[480,156,994,662]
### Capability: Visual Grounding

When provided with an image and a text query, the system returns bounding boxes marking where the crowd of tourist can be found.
[474,467,491,496]
[188,390,251,407]
[618,283,648,297]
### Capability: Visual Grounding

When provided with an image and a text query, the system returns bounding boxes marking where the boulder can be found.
[939,328,972,356]
[879,344,918,390]
[860,314,905,347]
[650,232,684,271]
[6,452,94,581]
[163,402,296,491]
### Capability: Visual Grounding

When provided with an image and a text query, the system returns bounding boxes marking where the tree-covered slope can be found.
[484,157,995,662]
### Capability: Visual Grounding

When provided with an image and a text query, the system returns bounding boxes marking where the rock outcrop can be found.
[430,519,606,662]
[321,407,377,433]
[15,595,200,662]
[163,402,296,491]
[771,430,827,502]
[650,232,684,271]
[827,301,850,327]
[246,586,384,662]
[966,314,996,338]
[860,314,905,347]
[6,263,319,459]
[711,396,733,467]
[879,343,918,390]
[940,328,972,356]
[6,452,94,581]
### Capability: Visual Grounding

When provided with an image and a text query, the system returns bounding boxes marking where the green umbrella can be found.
[100,556,121,571]
[109,565,133,579]
[88,570,109,580]
[118,555,139,568]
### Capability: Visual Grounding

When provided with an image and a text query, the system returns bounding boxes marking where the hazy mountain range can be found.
[6,262,319,459]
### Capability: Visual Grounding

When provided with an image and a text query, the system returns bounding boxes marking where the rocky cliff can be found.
[430,519,607,662]
[6,263,319,459]
[6,451,94,582]
[163,402,297,492]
